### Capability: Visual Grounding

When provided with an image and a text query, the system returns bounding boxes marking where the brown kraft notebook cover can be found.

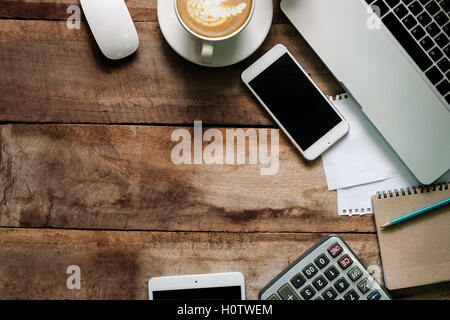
[372,183,450,290]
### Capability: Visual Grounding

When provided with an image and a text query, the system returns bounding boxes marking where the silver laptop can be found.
[281,0,450,184]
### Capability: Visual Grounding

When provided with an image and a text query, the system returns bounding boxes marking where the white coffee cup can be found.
[174,0,255,64]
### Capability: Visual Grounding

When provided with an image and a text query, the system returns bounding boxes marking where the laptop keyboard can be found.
[366,0,450,104]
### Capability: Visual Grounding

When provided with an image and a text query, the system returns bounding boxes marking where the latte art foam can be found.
[177,0,253,38]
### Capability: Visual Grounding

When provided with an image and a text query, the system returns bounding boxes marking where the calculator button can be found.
[300,285,316,300]
[367,290,382,300]
[337,254,353,270]
[314,254,330,269]
[315,296,323,300]
[324,265,340,281]
[322,287,338,300]
[312,275,328,291]
[344,289,360,300]
[277,284,300,300]
[327,242,343,257]
[334,277,350,293]
[290,273,306,289]
[347,266,363,282]
[357,278,374,294]
[302,263,318,279]
[267,294,280,300]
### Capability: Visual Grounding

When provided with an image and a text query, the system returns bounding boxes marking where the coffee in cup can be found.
[176,0,253,39]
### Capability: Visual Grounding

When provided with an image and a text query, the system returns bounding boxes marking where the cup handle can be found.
[201,42,214,64]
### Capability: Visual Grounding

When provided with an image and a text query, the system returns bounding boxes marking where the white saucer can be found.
[157,0,273,67]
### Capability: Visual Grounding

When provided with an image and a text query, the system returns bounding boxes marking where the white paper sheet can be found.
[337,171,450,216]
[322,95,410,190]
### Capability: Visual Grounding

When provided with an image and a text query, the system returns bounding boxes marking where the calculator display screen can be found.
[152,285,242,300]
[248,53,342,151]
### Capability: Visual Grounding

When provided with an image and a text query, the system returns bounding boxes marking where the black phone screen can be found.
[152,286,242,300]
[248,53,342,150]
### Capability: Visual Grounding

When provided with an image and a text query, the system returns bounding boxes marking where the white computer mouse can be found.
[80,0,139,60]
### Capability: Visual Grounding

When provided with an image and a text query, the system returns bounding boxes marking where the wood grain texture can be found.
[0,20,342,125]
[0,124,375,232]
[0,0,286,23]
[1,228,448,300]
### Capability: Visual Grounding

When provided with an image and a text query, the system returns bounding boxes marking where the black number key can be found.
[324,265,340,281]
[312,275,328,291]
[334,277,350,293]
[444,24,450,37]
[300,285,316,300]
[302,263,318,279]
[383,13,433,70]
[322,288,338,300]
[314,254,330,269]
[344,289,360,301]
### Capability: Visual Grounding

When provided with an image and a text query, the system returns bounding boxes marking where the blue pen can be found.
[381,197,450,228]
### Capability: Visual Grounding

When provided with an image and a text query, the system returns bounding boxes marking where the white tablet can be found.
[148,272,246,300]
[242,44,349,160]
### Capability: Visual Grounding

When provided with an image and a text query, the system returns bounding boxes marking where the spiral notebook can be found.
[372,182,450,290]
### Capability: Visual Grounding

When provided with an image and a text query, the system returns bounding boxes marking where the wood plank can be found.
[0,124,374,232]
[1,228,447,300]
[0,0,286,23]
[0,20,342,125]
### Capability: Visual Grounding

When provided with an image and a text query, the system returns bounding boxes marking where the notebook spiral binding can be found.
[376,181,449,199]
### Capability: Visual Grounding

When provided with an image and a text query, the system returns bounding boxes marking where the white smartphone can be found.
[148,272,246,300]
[242,44,349,160]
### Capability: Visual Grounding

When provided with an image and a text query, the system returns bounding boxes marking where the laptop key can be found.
[442,0,450,12]
[437,57,450,72]
[444,23,450,37]
[419,36,434,51]
[425,1,440,15]
[385,0,400,7]
[411,25,426,39]
[429,47,444,62]
[435,12,449,27]
[435,33,449,48]
[425,66,444,84]
[408,1,423,15]
[436,79,450,95]
[426,22,440,37]
[393,4,408,18]
[417,11,432,26]
[383,13,433,70]
[403,15,417,29]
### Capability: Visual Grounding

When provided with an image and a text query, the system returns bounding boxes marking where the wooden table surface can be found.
[0,0,449,300]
